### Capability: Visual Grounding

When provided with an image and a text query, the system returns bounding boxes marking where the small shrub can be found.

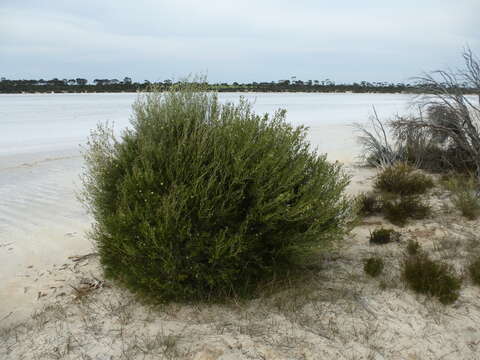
[369,227,399,245]
[406,239,420,255]
[374,162,434,196]
[443,175,480,220]
[80,83,351,302]
[469,256,480,286]
[364,256,384,277]
[402,253,461,304]
[382,194,430,226]
[356,192,381,216]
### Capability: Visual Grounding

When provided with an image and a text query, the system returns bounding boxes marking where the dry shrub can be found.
[469,256,480,286]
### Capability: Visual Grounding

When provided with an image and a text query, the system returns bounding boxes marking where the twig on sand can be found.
[1,312,13,322]
[68,253,98,262]
[354,294,378,319]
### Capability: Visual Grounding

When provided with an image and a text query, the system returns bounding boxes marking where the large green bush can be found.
[81,83,350,301]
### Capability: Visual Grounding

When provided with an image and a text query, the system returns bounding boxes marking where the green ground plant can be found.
[402,252,461,305]
[364,256,384,277]
[356,192,381,216]
[406,239,421,255]
[374,162,434,196]
[381,194,430,226]
[369,228,399,244]
[442,174,480,220]
[80,82,351,302]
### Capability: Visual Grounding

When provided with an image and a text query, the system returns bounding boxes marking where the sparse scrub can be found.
[356,192,381,216]
[402,253,461,305]
[364,256,384,277]
[469,256,480,286]
[442,175,480,220]
[406,239,420,255]
[80,82,351,302]
[382,194,430,226]
[374,162,434,196]
[369,228,399,245]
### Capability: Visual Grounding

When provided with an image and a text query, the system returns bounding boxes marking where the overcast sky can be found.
[1,0,478,83]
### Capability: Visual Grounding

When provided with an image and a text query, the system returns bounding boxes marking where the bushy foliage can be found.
[364,256,384,277]
[369,227,399,245]
[402,253,461,304]
[469,256,480,286]
[442,175,480,220]
[406,239,421,255]
[381,194,430,226]
[356,192,381,216]
[374,163,434,196]
[81,83,351,301]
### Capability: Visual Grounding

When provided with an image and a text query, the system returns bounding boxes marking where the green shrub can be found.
[443,175,480,220]
[382,194,430,226]
[369,228,399,245]
[81,83,351,302]
[374,162,434,196]
[469,256,480,286]
[402,253,461,304]
[406,239,420,255]
[364,256,384,277]
[356,192,380,216]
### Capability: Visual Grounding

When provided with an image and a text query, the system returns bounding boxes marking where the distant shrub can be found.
[357,49,480,175]
[81,83,351,302]
[369,228,399,245]
[382,194,430,226]
[402,253,461,304]
[364,256,384,277]
[374,162,434,196]
[356,192,381,216]
[406,239,421,256]
[443,175,480,220]
[469,256,480,286]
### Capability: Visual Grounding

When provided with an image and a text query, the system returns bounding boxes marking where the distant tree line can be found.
[0,76,475,94]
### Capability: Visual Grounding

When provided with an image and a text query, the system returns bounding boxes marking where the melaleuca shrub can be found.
[81,83,351,301]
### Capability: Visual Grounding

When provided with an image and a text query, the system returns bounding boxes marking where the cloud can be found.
[0,1,478,82]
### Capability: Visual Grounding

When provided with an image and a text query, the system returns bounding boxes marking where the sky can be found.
[1,0,479,83]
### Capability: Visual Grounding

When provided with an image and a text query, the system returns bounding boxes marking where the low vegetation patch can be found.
[80,82,351,302]
[369,227,399,245]
[356,192,381,216]
[442,174,480,220]
[469,256,480,286]
[374,162,434,196]
[402,253,461,305]
[382,194,430,226]
[406,239,421,256]
[364,256,384,277]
